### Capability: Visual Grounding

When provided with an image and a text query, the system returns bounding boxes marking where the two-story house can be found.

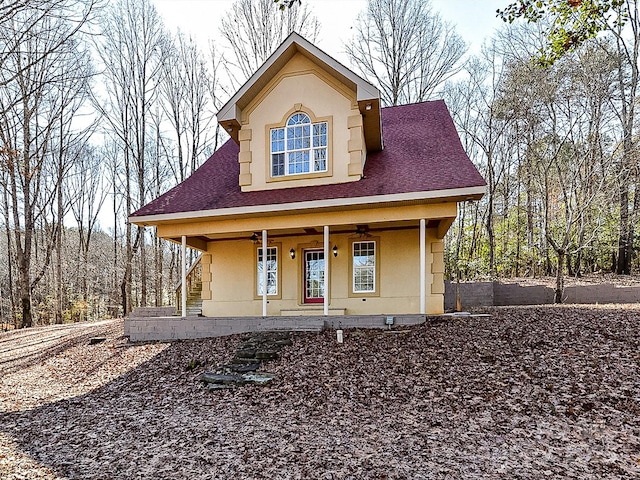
[130,32,485,325]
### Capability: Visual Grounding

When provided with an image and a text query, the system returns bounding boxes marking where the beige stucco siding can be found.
[240,52,362,192]
[202,228,444,317]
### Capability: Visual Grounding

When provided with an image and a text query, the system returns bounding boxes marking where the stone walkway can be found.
[200,331,293,389]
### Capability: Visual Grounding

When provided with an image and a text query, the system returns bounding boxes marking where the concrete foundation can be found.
[124,314,426,342]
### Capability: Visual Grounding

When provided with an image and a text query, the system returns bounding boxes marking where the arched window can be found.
[270,113,328,177]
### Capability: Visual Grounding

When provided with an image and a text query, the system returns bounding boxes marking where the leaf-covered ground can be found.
[1,305,639,479]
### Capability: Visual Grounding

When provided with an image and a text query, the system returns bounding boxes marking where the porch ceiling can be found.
[167,219,447,246]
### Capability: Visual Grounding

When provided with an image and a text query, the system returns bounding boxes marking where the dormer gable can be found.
[217,32,382,192]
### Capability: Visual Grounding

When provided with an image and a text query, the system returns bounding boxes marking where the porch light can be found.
[332,245,338,257]
[250,233,260,244]
[365,103,372,111]
[289,248,295,259]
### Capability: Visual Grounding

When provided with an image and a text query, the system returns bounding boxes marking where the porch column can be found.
[262,229,268,317]
[420,219,426,315]
[323,225,329,316]
[181,235,187,317]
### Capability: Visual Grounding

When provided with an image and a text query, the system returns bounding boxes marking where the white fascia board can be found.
[356,81,381,102]
[129,185,486,225]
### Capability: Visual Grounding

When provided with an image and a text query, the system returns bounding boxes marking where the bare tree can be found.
[220,0,320,86]
[0,1,95,328]
[160,31,214,183]
[0,1,97,107]
[445,39,517,278]
[207,41,231,153]
[0,149,17,327]
[68,145,109,303]
[94,0,168,314]
[607,0,639,275]
[346,0,466,106]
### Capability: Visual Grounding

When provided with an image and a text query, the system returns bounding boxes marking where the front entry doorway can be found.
[304,249,325,303]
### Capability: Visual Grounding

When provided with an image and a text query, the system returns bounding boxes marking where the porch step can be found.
[184,280,203,315]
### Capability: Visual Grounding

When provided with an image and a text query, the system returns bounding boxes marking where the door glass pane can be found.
[305,250,324,301]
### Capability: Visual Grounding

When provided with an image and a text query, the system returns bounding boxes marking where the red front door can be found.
[304,249,324,303]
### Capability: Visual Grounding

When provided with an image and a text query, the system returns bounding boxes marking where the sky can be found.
[151,0,509,63]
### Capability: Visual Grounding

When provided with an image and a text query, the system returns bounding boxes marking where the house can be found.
[129,32,485,327]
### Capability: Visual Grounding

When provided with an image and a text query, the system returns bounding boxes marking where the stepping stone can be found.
[201,371,275,388]
[201,372,245,385]
[232,357,260,365]
[255,350,279,360]
[230,363,261,373]
[241,372,275,385]
[235,349,257,358]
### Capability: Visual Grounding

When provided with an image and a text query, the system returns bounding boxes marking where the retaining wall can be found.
[445,281,640,310]
[444,282,494,310]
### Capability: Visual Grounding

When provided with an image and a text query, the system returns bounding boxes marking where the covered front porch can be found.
[164,201,457,319]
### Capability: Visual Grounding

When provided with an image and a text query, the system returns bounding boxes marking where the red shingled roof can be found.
[131,100,485,219]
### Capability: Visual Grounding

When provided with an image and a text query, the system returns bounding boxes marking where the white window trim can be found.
[352,240,376,293]
[270,113,328,177]
[257,246,278,296]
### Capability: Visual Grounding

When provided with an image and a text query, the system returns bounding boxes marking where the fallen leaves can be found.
[0,306,639,478]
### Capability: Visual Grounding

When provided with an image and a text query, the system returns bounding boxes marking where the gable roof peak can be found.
[217,31,382,150]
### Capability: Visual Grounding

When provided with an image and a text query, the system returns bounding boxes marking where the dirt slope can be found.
[1,306,639,479]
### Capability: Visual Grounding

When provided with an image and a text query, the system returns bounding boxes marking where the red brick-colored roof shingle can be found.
[131,100,485,218]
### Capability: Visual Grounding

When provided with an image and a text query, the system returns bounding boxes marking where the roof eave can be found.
[129,185,486,226]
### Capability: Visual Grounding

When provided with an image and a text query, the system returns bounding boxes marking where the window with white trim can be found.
[257,246,278,296]
[353,241,376,293]
[270,113,328,177]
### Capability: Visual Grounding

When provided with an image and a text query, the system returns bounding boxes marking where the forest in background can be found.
[0,0,638,328]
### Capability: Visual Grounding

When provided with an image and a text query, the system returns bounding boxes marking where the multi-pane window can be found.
[257,247,278,296]
[270,113,327,177]
[353,241,376,293]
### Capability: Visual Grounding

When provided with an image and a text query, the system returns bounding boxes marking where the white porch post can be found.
[262,229,268,317]
[323,225,329,316]
[181,235,187,317]
[420,219,426,315]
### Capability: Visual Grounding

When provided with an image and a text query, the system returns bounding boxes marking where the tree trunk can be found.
[554,249,565,304]
[2,189,17,328]
[617,188,631,274]
[18,267,32,328]
[140,228,147,307]
[486,187,495,277]
[55,139,64,324]
[154,229,162,307]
